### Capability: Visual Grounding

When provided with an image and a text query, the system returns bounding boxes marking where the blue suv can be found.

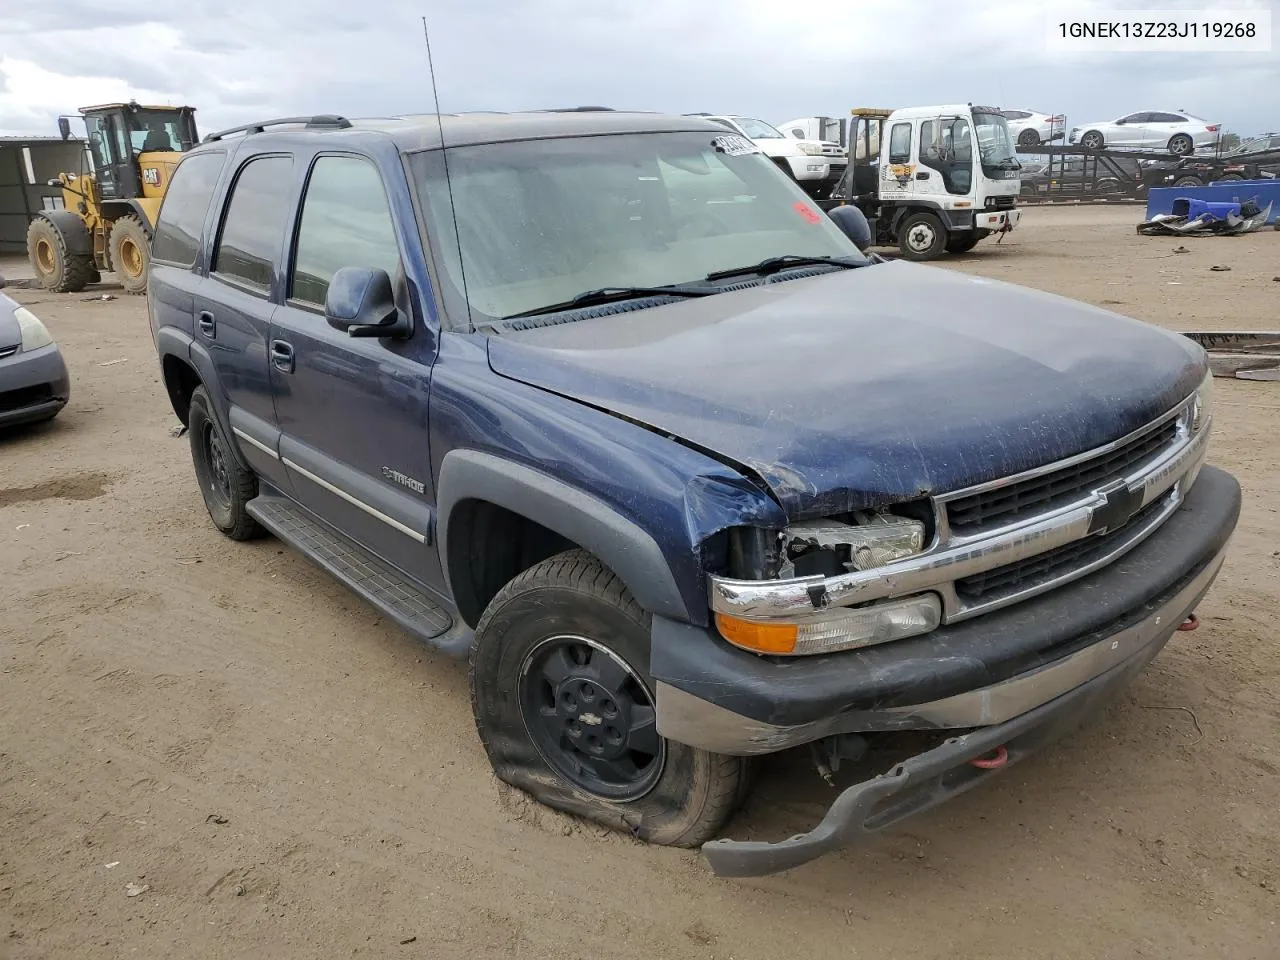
[147,108,1239,877]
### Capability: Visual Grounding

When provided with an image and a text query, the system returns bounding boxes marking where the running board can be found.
[247,493,473,657]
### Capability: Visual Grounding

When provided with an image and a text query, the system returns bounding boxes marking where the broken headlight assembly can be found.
[714,509,941,657]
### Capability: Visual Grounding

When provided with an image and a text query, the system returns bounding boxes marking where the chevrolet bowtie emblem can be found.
[1088,479,1144,536]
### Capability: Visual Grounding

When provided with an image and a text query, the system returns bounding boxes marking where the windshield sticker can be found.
[793,201,822,224]
[711,135,760,156]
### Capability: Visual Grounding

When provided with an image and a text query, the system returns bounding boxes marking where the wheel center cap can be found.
[555,675,631,760]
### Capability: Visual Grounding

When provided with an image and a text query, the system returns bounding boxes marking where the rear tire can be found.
[1217,173,1244,182]
[897,211,947,261]
[1168,134,1194,156]
[188,386,264,541]
[26,217,94,293]
[108,215,150,295]
[1017,129,1040,148]
[469,549,750,847]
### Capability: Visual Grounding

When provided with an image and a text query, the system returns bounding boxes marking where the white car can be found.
[1068,111,1221,156]
[996,109,1066,148]
[688,114,846,198]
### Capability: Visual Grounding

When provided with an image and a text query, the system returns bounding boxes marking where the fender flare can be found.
[102,199,154,234]
[32,210,93,256]
[436,449,690,622]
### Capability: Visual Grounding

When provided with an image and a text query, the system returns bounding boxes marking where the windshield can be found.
[732,117,785,140]
[409,131,866,325]
[126,109,195,153]
[973,111,1018,167]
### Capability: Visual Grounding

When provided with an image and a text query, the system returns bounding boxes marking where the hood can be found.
[487,261,1205,519]
[0,292,22,350]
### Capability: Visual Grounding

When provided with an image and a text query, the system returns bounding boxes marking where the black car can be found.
[1143,134,1280,190]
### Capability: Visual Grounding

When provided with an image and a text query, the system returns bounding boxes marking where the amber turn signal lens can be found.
[714,613,798,654]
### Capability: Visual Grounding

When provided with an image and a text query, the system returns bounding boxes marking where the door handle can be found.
[915,171,929,180]
[198,310,215,338]
[270,339,294,374]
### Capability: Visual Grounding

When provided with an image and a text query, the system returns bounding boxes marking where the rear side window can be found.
[1151,113,1186,123]
[290,156,401,307]
[151,152,226,266]
[888,123,912,163]
[213,155,295,292]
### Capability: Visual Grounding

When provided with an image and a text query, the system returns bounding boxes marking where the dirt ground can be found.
[1,205,1277,960]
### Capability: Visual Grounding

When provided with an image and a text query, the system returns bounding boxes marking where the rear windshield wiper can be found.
[502,283,719,320]
[704,254,864,282]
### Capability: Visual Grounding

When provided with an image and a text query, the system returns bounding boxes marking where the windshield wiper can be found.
[502,283,719,320]
[704,254,864,282]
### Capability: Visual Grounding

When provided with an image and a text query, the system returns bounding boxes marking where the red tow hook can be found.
[1177,613,1200,632]
[968,745,1008,769]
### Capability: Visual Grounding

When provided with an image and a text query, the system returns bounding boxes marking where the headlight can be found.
[15,306,53,352]
[716,594,942,656]
[797,142,823,155]
[1191,367,1213,434]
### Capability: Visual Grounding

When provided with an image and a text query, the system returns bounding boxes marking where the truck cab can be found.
[834,104,1022,260]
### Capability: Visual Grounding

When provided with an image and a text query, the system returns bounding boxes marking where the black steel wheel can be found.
[187,386,264,540]
[470,549,751,847]
[519,634,664,801]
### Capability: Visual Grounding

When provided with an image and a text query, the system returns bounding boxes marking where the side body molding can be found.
[435,449,690,622]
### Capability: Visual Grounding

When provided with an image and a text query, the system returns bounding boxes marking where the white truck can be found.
[808,105,1024,260]
[685,113,846,200]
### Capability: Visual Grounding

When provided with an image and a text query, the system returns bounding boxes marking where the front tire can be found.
[469,549,750,847]
[945,235,980,254]
[108,215,150,295]
[897,211,947,261]
[188,386,263,541]
[1081,130,1104,150]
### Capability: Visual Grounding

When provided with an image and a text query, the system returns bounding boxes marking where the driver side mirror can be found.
[827,205,873,251]
[324,267,412,339]
[58,117,72,140]
[1115,118,1127,125]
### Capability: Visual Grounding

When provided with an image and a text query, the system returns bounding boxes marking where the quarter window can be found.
[213,155,295,292]
[151,152,226,266]
[290,156,401,306]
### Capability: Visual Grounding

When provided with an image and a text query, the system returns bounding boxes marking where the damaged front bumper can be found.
[649,464,1239,876]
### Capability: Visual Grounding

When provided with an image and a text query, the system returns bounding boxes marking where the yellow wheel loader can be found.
[26,100,197,295]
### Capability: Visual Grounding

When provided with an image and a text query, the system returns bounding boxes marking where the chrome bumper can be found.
[657,536,1227,756]
[708,393,1209,626]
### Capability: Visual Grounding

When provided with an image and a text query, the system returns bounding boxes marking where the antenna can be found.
[421,16,472,330]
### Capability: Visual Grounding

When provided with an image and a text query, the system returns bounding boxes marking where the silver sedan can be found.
[0,277,70,428]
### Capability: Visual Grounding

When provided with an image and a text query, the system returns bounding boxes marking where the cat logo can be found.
[142,167,161,186]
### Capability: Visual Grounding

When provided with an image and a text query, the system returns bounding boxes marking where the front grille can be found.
[0,383,53,413]
[955,494,1169,602]
[946,419,1178,533]
[986,196,1016,209]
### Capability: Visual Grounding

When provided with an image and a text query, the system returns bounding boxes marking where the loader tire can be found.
[109,215,150,295]
[27,217,94,293]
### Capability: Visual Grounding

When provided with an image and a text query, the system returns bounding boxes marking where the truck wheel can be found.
[188,386,264,541]
[108,215,150,295]
[470,549,750,847]
[1217,173,1243,182]
[1081,130,1104,150]
[945,235,980,254]
[898,211,947,261]
[1167,134,1194,156]
[1174,176,1202,188]
[26,217,94,293]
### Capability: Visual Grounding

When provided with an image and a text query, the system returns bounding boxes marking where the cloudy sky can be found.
[1,0,1276,139]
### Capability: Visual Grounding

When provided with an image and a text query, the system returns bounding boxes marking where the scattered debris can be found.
[176,557,203,565]
[400,936,417,945]
[205,814,229,825]
[97,358,128,366]
[125,882,150,898]
[81,294,117,302]
[169,424,188,438]
[104,861,120,869]
[1209,265,1231,272]
[1173,246,1190,253]
[1180,331,1280,380]
[233,884,246,897]
[1139,198,1273,236]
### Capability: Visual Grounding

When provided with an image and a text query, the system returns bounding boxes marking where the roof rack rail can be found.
[202,114,352,143]
[537,106,615,113]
